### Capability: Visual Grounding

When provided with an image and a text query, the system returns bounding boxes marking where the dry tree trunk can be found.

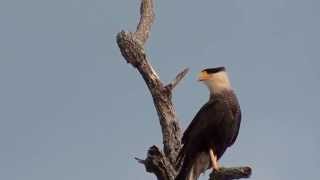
[116,0,252,180]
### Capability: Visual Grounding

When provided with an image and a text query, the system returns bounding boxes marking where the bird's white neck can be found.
[203,71,232,95]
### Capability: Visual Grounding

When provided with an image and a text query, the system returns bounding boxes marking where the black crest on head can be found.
[202,66,226,74]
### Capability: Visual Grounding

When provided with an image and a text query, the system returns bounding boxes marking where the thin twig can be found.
[165,68,189,91]
[135,157,145,164]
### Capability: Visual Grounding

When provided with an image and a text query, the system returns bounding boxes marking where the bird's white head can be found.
[198,67,232,94]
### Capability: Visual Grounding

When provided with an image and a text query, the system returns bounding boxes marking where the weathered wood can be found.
[116,0,182,165]
[210,167,252,180]
[165,68,189,92]
[116,0,252,180]
[135,146,176,180]
[135,0,155,44]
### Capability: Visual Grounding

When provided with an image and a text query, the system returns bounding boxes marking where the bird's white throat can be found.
[203,71,232,94]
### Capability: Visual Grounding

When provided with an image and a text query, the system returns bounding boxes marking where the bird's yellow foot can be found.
[209,149,220,171]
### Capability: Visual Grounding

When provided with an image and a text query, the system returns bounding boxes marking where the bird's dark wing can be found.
[176,98,227,180]
[228,109,241,146]
[181,98,226,144]
[226,91,241,146]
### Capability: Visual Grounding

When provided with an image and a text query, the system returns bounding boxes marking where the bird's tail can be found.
[175,152,210,180]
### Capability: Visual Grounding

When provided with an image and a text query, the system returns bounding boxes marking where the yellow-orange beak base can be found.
[198,71,210,81]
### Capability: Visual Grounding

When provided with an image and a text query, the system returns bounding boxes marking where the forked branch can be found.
[116,0,183,167]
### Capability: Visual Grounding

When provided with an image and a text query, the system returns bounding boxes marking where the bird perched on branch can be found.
[175,67,241,180]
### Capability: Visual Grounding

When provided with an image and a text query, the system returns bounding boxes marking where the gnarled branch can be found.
[116,0,252,180]
[116,0,183,165]
[135,146,176,180]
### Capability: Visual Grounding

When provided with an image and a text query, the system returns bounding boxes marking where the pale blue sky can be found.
[0,0,319,180]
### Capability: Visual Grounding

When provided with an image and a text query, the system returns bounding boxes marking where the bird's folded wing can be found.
[181,99,227,144]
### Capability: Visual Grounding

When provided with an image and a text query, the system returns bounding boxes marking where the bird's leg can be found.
[209,149,219,171]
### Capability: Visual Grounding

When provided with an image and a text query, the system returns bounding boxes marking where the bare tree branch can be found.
[165,68,189,92]
[210,167,252,180]
[116,0,252,180]
[136,0,155,44]
[136,146,176,180]
[116,0,182,165]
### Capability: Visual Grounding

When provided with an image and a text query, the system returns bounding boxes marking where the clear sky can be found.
[0,0,319,180]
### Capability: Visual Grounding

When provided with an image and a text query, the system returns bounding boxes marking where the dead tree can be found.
[116,0,252,180]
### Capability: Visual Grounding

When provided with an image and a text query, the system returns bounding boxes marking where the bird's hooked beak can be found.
[198,71,210,81]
